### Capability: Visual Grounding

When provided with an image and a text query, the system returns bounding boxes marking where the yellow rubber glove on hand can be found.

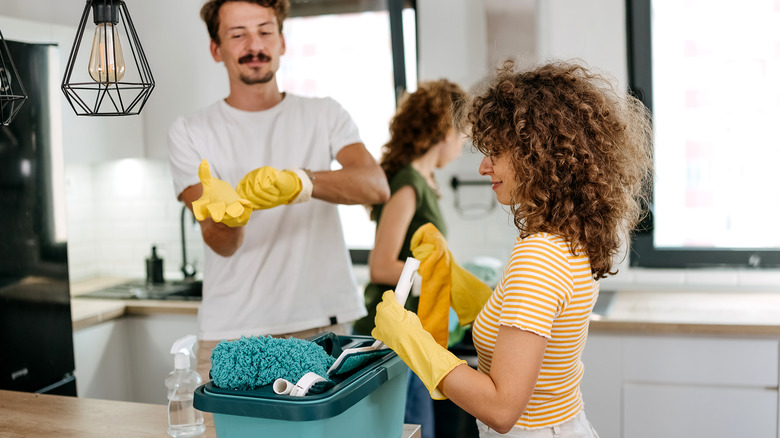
[191,159,253,227]
[409,224,452,347]
[236,166,312,210]
[411,223,493,328]
[372,290,465,400]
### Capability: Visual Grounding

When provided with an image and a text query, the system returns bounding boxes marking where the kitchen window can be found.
[279,0,417,260]
[627,0,780,268]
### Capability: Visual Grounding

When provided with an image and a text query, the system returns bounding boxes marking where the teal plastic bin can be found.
[193,333,408,438]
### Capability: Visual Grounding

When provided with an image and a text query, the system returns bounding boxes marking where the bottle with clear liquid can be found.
[166,335,205,438]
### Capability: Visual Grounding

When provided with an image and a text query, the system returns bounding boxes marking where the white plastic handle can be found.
[373,257,421,351]
[394,257,420,306]
[290,372,326,397]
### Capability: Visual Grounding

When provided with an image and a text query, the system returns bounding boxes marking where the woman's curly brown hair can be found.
[469,60,653,279]
[379,79,467,178]
[370,79,466,219]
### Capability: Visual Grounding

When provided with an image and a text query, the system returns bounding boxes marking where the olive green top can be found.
[353,165,446,335]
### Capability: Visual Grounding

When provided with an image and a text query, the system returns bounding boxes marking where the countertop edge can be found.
[70,298,198,330]
[588,319,780,337]
[70,280,780,337]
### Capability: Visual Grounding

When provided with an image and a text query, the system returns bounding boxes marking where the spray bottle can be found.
[165,335,205,437]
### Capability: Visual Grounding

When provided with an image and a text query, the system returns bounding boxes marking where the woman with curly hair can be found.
[353,79,467,438]
[372,60,653,437]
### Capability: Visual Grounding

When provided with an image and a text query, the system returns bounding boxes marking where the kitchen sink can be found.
[78,279,202,301]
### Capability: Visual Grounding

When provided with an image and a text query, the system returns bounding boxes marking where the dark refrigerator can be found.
[0,39,77,396]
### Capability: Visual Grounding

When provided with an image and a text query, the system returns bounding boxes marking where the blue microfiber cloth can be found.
[209,335,336,390]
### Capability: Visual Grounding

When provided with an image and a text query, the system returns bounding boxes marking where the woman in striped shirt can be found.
[373,60,653,437]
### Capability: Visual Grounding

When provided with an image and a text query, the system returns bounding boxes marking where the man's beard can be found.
[240,71,274,85]
[238,53,275,85]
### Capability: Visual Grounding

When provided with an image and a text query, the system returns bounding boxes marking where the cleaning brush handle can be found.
[372,257,420,351]
[394,257,420,306]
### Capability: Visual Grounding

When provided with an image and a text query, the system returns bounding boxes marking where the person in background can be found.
[167,0,389,382]
[352,79,468,438]
[373,60,653,437]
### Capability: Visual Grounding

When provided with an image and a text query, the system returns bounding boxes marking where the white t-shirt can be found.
[167,94,366,340]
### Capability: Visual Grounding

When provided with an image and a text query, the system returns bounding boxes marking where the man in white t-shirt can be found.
[167,0,389,381]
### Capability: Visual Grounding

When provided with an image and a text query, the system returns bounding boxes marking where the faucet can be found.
[180,205,197,280]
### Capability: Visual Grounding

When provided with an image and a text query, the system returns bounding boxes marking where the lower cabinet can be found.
[581,333,780,438]
[624,384,777,437]
[74,313,198,404]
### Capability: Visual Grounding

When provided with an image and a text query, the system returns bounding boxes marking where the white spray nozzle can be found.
[394,257,420,306]
[171,334,198,370]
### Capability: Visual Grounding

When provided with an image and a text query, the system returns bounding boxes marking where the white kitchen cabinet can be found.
[73,318,133,401]
[580,333,780,438]
[580,335,623,438]
[624,384,777,437]
[73,312,197,404]
[123,314,199,404]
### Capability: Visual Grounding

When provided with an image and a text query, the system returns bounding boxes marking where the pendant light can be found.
[0,27,27,126]
[61,0,154,116]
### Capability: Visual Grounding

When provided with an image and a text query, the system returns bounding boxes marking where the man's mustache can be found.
[238,53,272,64]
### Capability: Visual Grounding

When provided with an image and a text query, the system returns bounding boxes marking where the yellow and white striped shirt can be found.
[472,232,598,429]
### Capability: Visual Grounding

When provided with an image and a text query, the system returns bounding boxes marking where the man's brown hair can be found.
[200,0,291,44]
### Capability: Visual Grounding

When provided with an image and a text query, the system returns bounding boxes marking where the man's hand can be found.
[236,166,312,210]
[191,159,253,227]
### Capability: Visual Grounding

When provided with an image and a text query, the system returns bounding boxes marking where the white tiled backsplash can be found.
[65,159,204,282]
[65,154,780,291]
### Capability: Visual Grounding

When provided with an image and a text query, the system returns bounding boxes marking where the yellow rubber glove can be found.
[236,166,312,210]
[410,225,452,347]
[411,223,493,328]
[372,290,466,400]
[191,159,253,227]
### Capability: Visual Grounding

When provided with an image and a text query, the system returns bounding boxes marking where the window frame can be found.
[626,0,780,269]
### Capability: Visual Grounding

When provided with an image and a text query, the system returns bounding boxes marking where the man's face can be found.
[210,1,285,86]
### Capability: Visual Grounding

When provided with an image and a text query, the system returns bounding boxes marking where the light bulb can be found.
[88,23,125,84]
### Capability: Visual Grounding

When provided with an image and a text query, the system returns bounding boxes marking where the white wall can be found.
[65,159,204,282]
[536,0,628,87]
[128,0,228,160]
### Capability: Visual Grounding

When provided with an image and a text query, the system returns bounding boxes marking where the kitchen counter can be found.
[70,278,780,336]
[589,289,780,336]
[70,277,199,330]
[0,390,422,438]
[0,389,215,438]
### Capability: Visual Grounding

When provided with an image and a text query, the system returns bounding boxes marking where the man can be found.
[167,0,389,381]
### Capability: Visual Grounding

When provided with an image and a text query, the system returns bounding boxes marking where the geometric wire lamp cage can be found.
[0,27,28,125]
[61,0,154,116]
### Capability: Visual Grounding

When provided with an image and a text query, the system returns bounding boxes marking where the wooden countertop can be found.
[0,390,421,438]
[70,278,780,336]
[0,389,217,437]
